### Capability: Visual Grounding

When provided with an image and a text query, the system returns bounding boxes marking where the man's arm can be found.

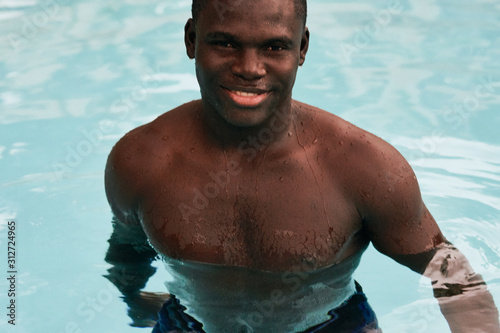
[423,242,499,333]
[391,241,500,333]
[356,136,500,332]
[104,140,169,327]
[104,217,169,327]
[104,216,158,298]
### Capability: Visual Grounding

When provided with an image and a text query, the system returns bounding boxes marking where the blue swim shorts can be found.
[152,282,379,333]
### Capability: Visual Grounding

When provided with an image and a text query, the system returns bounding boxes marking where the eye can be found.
[266,45,285,51]
[214,41,234,48]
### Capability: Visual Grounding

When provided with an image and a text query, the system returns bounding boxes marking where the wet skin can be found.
[106,99,443,272]
[106,0,443,273]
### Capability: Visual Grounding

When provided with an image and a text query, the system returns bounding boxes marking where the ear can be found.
[184,18,196,59]
[299,27,309,66]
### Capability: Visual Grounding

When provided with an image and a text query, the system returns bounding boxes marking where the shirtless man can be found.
[104,0,500,332]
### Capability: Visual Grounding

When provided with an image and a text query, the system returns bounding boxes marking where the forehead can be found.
[197,0,301,36]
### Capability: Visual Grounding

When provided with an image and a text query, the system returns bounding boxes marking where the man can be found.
[104,0,500,332]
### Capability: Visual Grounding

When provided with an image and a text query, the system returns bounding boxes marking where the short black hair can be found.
[191,0,307,27]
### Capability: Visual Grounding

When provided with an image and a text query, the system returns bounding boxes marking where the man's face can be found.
[185,0,309,128]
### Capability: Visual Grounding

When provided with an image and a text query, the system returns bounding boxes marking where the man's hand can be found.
[422,242,500,333]
[124,291,171,327]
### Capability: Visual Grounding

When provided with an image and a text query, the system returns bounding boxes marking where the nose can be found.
[230,48,266,81]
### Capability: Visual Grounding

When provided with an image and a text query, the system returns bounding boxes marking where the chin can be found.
[221,108,272,128]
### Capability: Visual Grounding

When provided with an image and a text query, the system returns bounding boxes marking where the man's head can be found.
[192,0,307,28]
[185,0,309,128]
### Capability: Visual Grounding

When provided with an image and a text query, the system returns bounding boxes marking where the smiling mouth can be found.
[233,91,260,97]
[223,87,270,107]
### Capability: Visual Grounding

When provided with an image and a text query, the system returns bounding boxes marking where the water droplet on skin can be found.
[279,177,284,182]
[312,138,318,144]
[288,132,292,137]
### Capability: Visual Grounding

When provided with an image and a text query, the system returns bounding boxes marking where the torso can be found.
[119,100,372,272]
[108,99,443,332]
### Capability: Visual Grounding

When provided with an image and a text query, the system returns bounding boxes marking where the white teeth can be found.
[233,90,259,97]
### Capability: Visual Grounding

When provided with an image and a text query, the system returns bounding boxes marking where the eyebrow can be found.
[205,32,237,41]
[265,37,294,46]
[205,32,294,47]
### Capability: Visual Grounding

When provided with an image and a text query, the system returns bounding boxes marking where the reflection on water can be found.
[160,253,361,332]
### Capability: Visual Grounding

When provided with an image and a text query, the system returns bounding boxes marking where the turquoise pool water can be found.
[0,0,499,332]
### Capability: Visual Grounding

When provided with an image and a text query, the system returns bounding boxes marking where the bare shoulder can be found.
[114,100,201,154]
[295,100,402,165]
[297,103,421,215]
[104,100,202,223]
[296,101,443,255]
[106,100,200,176]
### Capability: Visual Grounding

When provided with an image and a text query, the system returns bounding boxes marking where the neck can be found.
[200,100,297,152]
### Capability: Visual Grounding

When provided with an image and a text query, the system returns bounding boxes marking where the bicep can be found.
[105,141,141,226]
[366,194,443,257]
[104,142,155,256]
[358,144,444,269]
[105,182,156,262]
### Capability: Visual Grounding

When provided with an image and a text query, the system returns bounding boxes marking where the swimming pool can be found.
[0,0,499,332]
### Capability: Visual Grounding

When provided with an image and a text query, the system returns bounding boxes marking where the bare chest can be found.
[139,152,364,271]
